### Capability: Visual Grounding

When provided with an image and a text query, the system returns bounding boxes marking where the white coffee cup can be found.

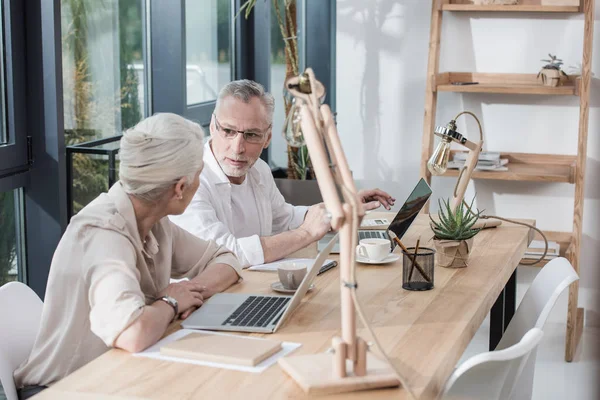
[356,238,391,262]
[277,262,307,290]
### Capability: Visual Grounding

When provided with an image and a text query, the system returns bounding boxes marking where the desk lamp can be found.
[427,111,484,211]
[277,69,408,395]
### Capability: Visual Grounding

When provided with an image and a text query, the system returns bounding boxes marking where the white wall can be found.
[336,0,600,324]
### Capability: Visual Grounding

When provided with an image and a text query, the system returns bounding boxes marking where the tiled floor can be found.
[2,266,598,400]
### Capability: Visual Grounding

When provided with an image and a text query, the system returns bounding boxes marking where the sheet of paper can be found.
[134,329,301,373]
[247,258,334,272]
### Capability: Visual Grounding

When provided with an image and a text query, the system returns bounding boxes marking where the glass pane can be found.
[62,0,145,212]
[269,0,288,169]
[185,0,232,105]
[0,189,24,286]
[0,1,8,145]
[71,153,111,215]
[61,0,146,144]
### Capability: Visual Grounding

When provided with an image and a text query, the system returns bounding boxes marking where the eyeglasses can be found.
[213,114,271,144]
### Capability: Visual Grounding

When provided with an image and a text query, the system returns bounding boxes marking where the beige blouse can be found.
[14,182,241,387]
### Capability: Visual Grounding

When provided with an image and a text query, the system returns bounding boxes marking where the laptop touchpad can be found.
[201,303,238,315]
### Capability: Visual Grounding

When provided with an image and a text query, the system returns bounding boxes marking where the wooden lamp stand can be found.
[277,69,400,395]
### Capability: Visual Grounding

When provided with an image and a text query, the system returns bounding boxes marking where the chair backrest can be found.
[442,328,544,400]
[497,257,578,350]
[0,282,43,400]
[494,257,578,400]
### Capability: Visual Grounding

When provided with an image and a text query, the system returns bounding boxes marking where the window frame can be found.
[0,0,28,176]
[150,0,271,127]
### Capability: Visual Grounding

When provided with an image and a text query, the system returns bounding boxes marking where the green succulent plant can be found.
[430,197,482,241]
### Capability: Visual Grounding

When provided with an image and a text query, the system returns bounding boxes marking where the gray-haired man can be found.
[170,79,395,268]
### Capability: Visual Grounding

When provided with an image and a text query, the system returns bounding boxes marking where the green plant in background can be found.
[239,0,313,180]
[0,191,16,285]
[292,144,310,180]
[62,0,142,214]
[541,54,567,72]
[430,197,481,241]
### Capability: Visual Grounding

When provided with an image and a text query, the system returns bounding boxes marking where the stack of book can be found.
[522,240,561,262]
[448,151,509,172]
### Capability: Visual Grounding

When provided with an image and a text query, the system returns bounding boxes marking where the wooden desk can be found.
[37,214,532,400]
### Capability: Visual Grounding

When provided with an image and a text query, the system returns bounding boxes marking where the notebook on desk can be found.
[160,332,282,366]
[317,178,432,253]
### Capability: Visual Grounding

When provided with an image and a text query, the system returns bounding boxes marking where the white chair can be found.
[442,328,544,400]
[497,257,578,400]
[0,282,43,400]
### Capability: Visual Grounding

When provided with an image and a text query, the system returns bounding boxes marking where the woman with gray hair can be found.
[13,113,241,398]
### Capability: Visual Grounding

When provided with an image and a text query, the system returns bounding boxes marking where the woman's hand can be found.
[158,280,206,319]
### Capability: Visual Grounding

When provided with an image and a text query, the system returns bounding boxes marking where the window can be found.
[269,0,288,170]
[0,188,24,285]
[0,0,28,174]
[61,0,147,213]
[0,2,6,146]
[185,0,232,105]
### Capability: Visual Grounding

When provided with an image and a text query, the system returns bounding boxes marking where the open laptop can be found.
[182,233,339,333]
[318,178,433,253]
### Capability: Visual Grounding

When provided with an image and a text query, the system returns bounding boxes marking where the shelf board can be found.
[442,4,581,13]
[436,72,579,96]
[521,230,572,267]
[441,152,577,183]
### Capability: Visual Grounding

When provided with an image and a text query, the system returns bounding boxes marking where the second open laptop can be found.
[182,233,339,334]
[317,178,433,253]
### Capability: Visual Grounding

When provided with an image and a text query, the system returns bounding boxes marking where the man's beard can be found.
[217,155,254,178]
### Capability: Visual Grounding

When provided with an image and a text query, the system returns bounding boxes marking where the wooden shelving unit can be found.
[442,3,581,12]
[444,152,577,183]
[420,0,594,362]
[437,72,580,96]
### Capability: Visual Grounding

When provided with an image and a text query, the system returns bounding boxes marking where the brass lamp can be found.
[277,69,406,395]
[427,111,484,211]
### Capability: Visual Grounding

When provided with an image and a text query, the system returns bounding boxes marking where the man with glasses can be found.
[170,80,394,268]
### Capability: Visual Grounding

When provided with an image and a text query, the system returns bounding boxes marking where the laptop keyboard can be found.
[359,231,386,240]
[222,296,291,328]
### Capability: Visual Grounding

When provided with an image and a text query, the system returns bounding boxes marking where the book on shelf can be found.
[522,240,560,260]
[453,151,501,162]
[447,158,508,171]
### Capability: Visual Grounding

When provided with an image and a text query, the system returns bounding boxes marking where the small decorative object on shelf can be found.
[538,54,568,87]
[473,0,518,4]
[541,0,580,6]
[430,197,481,268]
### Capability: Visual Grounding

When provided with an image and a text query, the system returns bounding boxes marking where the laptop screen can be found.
[387,178,432,242]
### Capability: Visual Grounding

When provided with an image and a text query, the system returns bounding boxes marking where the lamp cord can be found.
[479,215,549,266]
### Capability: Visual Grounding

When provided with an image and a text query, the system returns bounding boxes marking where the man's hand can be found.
[358,188,396,211]
[299,203,331,241]
[158,280,206,320]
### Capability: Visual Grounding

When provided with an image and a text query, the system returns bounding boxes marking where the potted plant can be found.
[430,198,481,268]
[538,54,568,87]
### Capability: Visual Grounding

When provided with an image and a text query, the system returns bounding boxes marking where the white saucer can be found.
[355,253,400,265]
[271,282,315,294]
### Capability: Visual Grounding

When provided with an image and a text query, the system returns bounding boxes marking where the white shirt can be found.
[170,140,309,268]
[14,182,241,387]
[230,178,260,238]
